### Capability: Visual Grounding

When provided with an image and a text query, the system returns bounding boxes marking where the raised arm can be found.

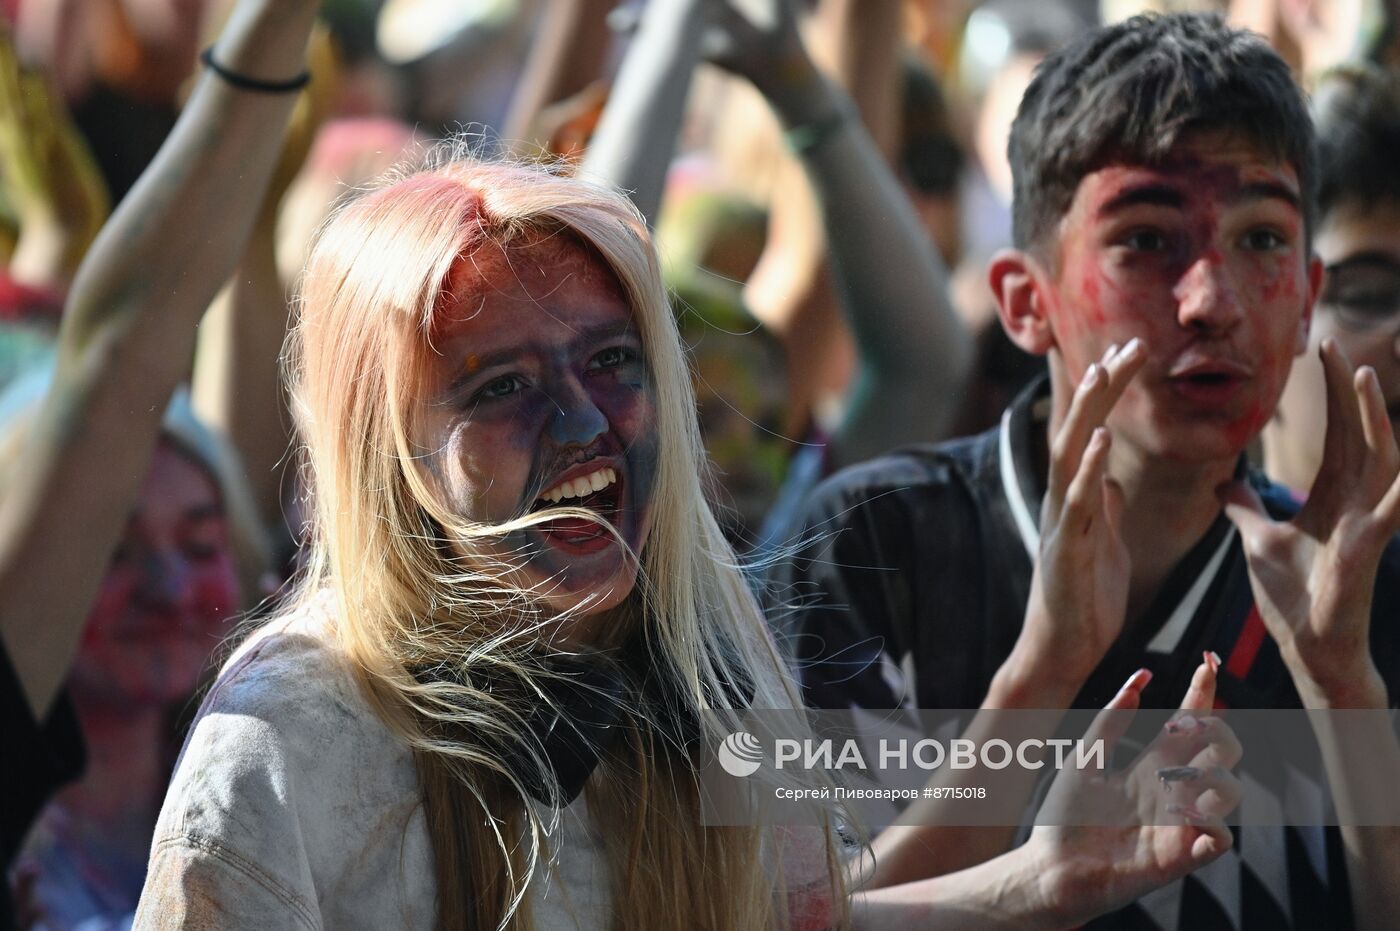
[192,27,335,547]
[581,0,709,227]
[0,0,318,718]
[502,0,616,154]
[0,23,109,292]
[706,0,973,467]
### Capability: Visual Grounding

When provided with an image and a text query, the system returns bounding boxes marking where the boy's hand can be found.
[1220,339,1399,707]
[1006,339,1147,701]
[1029,657,1242,927]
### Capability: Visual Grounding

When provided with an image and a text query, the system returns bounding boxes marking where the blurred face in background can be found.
[1272,199,1400,485]
[70,440,239,707]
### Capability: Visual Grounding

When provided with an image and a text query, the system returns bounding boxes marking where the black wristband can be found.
[200,47,310,94]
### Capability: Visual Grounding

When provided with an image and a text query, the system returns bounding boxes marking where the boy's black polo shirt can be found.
[769,376,1400,930]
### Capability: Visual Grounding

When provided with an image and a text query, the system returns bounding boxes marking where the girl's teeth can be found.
[540,468,617,504]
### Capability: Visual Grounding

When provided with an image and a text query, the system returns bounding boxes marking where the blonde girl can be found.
[134,150,849,930]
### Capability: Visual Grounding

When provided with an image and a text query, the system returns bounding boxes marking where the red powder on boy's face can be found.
[1045,134,1318,462]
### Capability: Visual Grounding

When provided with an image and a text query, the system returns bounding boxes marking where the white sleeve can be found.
[132,703,324,931]
[135,831,321,931]
[131,625,434,930]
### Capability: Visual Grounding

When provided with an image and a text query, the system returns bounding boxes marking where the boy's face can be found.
[1034,133,1322,463]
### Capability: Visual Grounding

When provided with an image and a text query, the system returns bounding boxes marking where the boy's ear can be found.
[1297,253,1324,354]
[989,248,1055,355]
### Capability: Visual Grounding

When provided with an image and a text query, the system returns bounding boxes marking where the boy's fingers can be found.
[1320,340,1363,476]
[1049,357,1110,503]
[1217,480,1271,543]
[1063,428,1112,533]
[1376,467,1400,533]
[1048,338,1146,507]
[1356,367,1400,479]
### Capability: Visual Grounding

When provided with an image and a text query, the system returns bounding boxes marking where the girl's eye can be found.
[477,375,526,400]
[591,346,634,369]
[1242,228,1285,250]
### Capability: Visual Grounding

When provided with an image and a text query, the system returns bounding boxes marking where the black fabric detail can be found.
[2,642,86,868]
[416,632,754,807]
[2,641,86,931]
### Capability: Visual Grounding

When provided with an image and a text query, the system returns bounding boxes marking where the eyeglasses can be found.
[1321,254,1400,331]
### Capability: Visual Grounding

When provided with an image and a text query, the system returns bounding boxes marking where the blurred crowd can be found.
[3,0,1400,928]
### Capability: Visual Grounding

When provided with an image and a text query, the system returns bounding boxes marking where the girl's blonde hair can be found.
[284,147,849,930]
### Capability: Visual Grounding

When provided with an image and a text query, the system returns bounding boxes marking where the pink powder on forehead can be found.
[433,230,628,335]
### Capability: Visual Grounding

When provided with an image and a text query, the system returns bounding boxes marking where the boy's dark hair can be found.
[1312,64,1400,219]
[1008,13,1315,253]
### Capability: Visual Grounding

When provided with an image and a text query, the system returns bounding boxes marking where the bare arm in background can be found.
[707,0,972,467]
[0,0,317,717]
[581,0,709,227]
[502,0,616,153]
[192,28,335,546]
[0,25,109,292]
[740,0,900,444]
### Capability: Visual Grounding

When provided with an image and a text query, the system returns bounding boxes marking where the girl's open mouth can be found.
[529,465,624,550]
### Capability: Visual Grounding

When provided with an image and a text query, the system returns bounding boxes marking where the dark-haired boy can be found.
[773,14,1400,929]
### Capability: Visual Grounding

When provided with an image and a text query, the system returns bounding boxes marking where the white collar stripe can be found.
[1144,526,1237,655]
[999,406,1040,559]
[999,393,1239,657]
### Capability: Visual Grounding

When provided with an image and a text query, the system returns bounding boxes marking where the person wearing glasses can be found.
[1264,64,1400,492]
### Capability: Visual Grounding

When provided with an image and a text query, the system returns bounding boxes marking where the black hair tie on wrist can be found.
[200,47,310,94]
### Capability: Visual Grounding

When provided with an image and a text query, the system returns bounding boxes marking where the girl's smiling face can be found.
[412,236,659,626]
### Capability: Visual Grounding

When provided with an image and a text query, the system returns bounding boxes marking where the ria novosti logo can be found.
[716,730,1107,777]
[718,731,764,777]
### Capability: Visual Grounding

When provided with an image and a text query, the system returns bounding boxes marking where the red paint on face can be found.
[416,235,659,625]
[70,442,239,707]
[1045,134,1316,462]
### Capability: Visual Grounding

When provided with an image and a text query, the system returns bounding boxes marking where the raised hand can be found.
[0,22,108,285]
[1004,339,1147,701]
[1028,656,1243,927]
[1220,339,1400,705]
[701,0,805,88]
